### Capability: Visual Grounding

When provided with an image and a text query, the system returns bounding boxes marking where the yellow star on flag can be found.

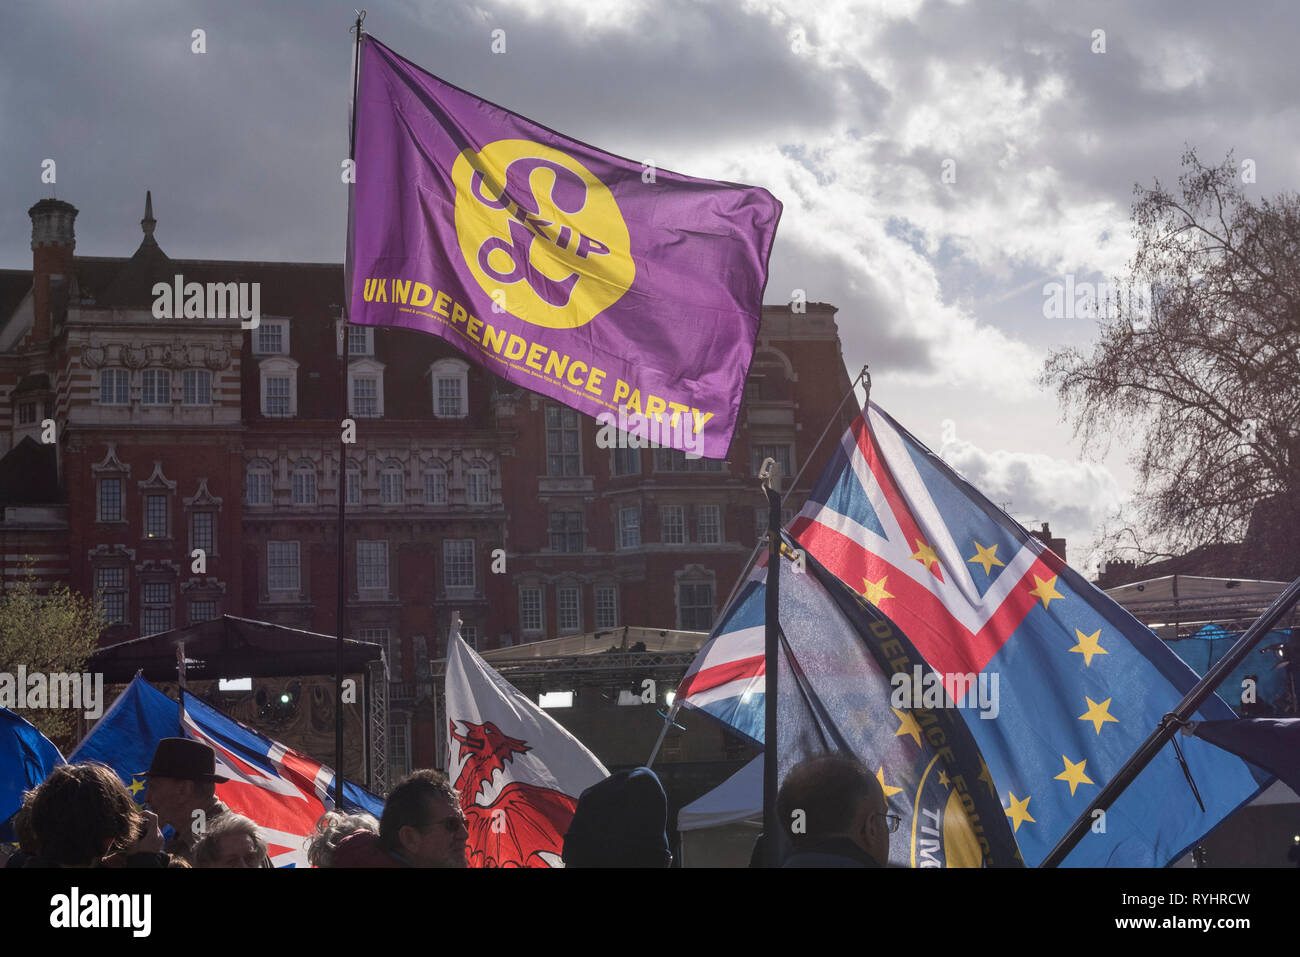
[862,575,894,606]
[1054,756,1094,796]
[909,540,941,575]
[1028,574,1063,609]
[1069,629,1108,667]
[938,770,951,789]
[127,776,145,797]
[876,766,903,798]
[1079,696,1119,735]
[1005,792,1035,833]
[892,707,922,747]
[967,541,1005,576]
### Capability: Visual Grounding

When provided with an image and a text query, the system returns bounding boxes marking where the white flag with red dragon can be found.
[445,635,608,867]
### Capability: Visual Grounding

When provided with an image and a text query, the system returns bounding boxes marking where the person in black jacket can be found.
[776,753,893,867]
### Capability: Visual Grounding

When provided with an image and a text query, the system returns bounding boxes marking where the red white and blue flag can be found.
[181,691,384,868]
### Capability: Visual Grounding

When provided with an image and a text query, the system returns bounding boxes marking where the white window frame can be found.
[98,476,124,523]
[189,599,218,624]
[380,464,405,505]
[430,358,469,419]
[346,463,362,506]
[677,579,716,631]
[259,357,299,418]
[697,504,722,544]
[143,493,169,540]
[292,462,317,506]
[424,468,448,505]
[96,567,127,624]
[253,318,290,356]
[268,541,301,594]
[99,369,129,405]
[181,368,212,406]
[347,324,374,357]
[357,540,389,593]
[348,358,385,418]
[246,462,272,507]
[595,585,618,630]
[557,585,581,635]
[443,539,475,594]
[189,510,216,554]
[141,369,171,406]
[466,466,490,506]
[519,586,544,635]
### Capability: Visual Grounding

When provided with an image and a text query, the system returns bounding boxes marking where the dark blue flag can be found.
[67,675,181,804]
[1191,718,1300,795]
[1,709,65,839]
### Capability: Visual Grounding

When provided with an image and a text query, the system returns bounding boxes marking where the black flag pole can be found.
[759,457,782,866]
[1040,572,1300,867]
[335,9,366,808]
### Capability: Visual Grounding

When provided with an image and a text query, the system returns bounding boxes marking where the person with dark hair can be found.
[562,767,672,868]
[776,753,892,867]
[332,769,467,868]
[140,738,236,865]
[22,762,167,867]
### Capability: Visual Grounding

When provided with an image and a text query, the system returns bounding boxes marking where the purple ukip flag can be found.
[348,36,781,458]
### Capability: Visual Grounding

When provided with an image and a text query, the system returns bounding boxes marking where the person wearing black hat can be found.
[142,737,268,866]
[561,766,672,868]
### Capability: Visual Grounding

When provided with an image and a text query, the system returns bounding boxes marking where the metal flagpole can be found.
[335,8,366,809]
[645,365,869,768]
[759,458,781,866]
[1040,572,1300,867]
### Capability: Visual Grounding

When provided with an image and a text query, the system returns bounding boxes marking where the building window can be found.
[246,463,272,507]
[380,465,404,505]
[17,401,36,425]
[264,376,291,416]
[751,444,793,480]
[99,369,129,405]
[190,511,215,552]
[612,447,640,476]
[678,581,715,631]
[424,468,447,505]
[443,539,475,592]
[259,358,298,418]
[141,582,172,636]
[520,586,543,634]
[292,464,317,506]
[754,506,794,541]
[254,319,288,355]
[182,369,212,406]
[431,359,468,418]
[557,585,581,634]
[144,494,168,539]
[351,376,379,417]
[348,325,373,356]
[357,540,388,591]
[697,505,721,544]
[549,511,584,553]
[141,369,171,406]
[546,405,581,476]
[619,506,641,549]
[460,625,478,649]
[346,464,361,506]
[358,627,392,663]
[96,567,126,624]
[466,467,490,506]
[654,449,722,472]
[595,585,618,630]
[268,541,300,593]
[189,600,217,623]
[389,714,411,777]
[661,505,685,545]
[98,478,123,522]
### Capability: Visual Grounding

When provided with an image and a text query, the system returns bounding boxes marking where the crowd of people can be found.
[2,737,889,868]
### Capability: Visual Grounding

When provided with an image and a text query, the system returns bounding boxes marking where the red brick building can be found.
[0,193,858,774]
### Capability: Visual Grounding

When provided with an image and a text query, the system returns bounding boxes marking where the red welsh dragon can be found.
[449,719,578,868]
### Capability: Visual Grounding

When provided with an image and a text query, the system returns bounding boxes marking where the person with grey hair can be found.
[306,810,379,868]
[193,812,272,868]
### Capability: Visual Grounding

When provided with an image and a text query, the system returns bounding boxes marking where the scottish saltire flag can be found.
[676,538,1022,867]
[1,709,64,839]
[181,691,384,868]
[788,403,1273,866]
[446,634,608,867]
[349,36,781,458]
[68,675,180,804]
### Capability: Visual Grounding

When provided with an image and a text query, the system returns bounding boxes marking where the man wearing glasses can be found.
[776,753,895,867]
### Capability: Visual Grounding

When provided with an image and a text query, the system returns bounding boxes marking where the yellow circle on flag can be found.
[452,140,635,330]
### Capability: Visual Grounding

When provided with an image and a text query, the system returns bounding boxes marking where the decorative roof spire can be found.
[140,189,157,246]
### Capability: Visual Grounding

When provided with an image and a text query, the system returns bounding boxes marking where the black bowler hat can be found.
[140,738,229,783]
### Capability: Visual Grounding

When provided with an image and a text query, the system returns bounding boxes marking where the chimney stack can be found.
[28,198,78,347]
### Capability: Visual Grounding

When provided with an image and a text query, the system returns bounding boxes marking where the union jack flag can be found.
[182,692,384,868]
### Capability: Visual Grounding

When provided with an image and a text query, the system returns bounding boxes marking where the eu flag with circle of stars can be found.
[788,403,1273,866]
[67,675,181,805]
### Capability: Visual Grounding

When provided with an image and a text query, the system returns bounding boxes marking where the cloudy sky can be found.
[5,0,1295,573]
